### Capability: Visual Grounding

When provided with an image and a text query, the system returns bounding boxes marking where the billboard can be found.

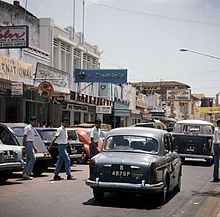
[167,89,191,101]
[194,107,220,114]
[75,69,127,83]
[0,26,29,49]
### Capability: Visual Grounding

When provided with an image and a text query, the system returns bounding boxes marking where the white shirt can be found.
[90,126,100,143]
[213,127,220,144]
[24,124,35,142]
[55,125,68,144]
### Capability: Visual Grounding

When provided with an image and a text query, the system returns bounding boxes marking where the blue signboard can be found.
[75,69,127,83]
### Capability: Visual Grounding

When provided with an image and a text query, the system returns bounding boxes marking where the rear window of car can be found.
[173,123,214,134]
[104,135,159,154]
[11,127,24,136]
[37,130,57,141]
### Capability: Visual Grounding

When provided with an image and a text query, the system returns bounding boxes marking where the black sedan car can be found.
[86,127,182,204]
[36,127,84,165]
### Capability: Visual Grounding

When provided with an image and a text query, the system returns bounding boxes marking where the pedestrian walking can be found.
[212,119,220,182]
[50,118,76,181]
[90,119,102,159]
[22,116,38,180]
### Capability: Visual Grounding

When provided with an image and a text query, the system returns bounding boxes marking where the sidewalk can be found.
[192,182,220,217]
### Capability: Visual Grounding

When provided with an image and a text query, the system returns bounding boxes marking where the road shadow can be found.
[83,190,179,210]
[0,180,23,186]
[192,190,220,199]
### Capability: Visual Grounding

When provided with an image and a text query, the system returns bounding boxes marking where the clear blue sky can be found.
[4,0,220,97]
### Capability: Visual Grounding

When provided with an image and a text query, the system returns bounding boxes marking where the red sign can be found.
[38,82,54,98]
[0,26,29,49]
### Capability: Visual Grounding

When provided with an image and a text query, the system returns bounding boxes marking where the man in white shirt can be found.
[22,116,38,180]
[50,118,76,181]
[90,119,101,158]
[213,119,220,182]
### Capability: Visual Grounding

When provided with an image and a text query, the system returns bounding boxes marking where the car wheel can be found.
[180,157,185,163]
[93,189,104,201]
[206,159,213,166]
[32,161,49,176]
[0,172,11,182]
[158,178,169,205]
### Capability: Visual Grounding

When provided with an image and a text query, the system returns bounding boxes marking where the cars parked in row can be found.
[0,123,51,176]
[172,119,215,165]
[36,127,84,165]
[131,120,166,130]
[0,137,24,182]
[86,127,182,204]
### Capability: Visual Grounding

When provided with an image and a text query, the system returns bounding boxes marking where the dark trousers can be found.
[89,142,99,159]
[213,143,220,179]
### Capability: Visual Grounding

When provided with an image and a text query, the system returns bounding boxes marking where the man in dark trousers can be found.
[90,119,102,158]
[213,119,220,182]
[50,118,76,181]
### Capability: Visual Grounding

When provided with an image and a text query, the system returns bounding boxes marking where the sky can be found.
[3,0,220,97]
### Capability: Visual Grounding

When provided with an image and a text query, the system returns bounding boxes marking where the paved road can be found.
[0,159,218,217]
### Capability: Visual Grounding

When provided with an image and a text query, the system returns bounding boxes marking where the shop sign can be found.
[0,26,29,49]
[167,89,191,101]
[136,94,147,108]
[67,104,88,112]
[52,96,65,102]
[11,82,23,96]
[194,107,220,114]
[96,106,112,114]
[35,62,70,93]
[0,54,33,83]
[75,69,127,83]
[38,81,54,98]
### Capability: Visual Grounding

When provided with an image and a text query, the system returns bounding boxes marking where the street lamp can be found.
[179,48,220,60]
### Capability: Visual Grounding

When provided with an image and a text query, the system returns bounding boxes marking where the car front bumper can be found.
[86,178,164,192]
[0,161,24,172]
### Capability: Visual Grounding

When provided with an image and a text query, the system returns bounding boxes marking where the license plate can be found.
[3,155,14,160]
[111,170,131,177]
[186,146,195,152]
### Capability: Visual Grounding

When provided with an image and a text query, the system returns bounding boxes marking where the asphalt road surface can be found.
[0,159,218,217]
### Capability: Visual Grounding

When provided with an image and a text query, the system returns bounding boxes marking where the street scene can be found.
[0,0,220,217]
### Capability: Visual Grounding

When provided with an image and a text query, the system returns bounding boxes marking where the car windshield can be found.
[11,127,25,136]
[67,130,78,140]
[100,130,108,140]
[37,130,56,141]
[104,135,159,154]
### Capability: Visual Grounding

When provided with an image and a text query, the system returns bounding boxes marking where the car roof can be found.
[107,127,167,138]
[35,127,57,131]
[175,119,214,126]
[0,123,28,128]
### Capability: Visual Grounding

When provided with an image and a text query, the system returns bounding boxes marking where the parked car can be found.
[73,127,103,163]
[86,127,182,204]
[172,119,215,165]
[73,123,112,131]
[0,123,51,176]
[132,120,166,130]
[0,137,24,182]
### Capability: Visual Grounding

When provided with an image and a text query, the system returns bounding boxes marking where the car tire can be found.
[0,172,11,182]
[32,161,49,176]
[206,159,213,166]
[93,189,104,201]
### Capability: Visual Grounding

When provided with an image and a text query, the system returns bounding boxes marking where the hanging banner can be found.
[0,25,29,49]
[194,107,220,114]
[38,81,54,98]
[96,106,112,114]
